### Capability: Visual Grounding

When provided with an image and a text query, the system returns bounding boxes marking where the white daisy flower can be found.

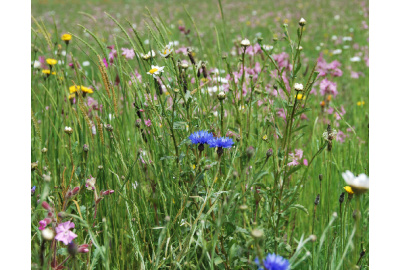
[141,50,156,60]
[33,60,41,69]
[147,65,165,77]
[262,44,274,51]
[82,61,90,66]
[159,44,173,58]
[342,170,369,194]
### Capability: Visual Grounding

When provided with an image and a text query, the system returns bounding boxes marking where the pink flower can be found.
[55,221,78,245]
[319,78,338,97]
[303,159,308,166]
[336,130,347,143]
[39,220,47,230]
[144,119,152,127]
[121,48,135,60]
[103,58,109,68]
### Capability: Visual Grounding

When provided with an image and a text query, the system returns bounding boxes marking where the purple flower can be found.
[31,186,36,196]
[55,221,78,245]
[319,78,338,97]
[255,253,290,270]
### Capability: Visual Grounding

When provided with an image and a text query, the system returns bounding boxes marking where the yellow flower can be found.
[343,186,354,195]
[61,33,72,41]
[42,69,56,75]
[69,85,93,94]
[262,134,268,141]
[192,164,196,170]
[46,58,57,66]
[296,93,303,100]
[327,95,332,101]
[357,101,365,106]
[68,94,75,100]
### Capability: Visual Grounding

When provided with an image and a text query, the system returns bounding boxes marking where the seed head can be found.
[41,228,55,241]
[314,194,320,206]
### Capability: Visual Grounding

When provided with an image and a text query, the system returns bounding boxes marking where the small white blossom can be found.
[262,44,274,51]
[82,61,90,66]
[332,49,342,55]
[350,56,361,62]
[294,83,304,91]
[241,38,250,47]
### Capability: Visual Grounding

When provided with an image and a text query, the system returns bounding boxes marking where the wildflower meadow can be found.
[30,0,370,269]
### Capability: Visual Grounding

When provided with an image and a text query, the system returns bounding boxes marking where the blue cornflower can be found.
[208,136,234,156]
[208,137,234,149]
[31,186,36,196]
[188,130,214,152]
[255,253,290,270]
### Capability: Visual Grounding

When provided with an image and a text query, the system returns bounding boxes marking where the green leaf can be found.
[289,204,309,215]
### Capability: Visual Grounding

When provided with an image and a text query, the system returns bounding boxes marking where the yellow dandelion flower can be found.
[69,85,93,94]
[357,101,365,106]
[61,33,72,41]
[46,58,57,66]
[68,94,75,100]
[343,186,354,195]
[296,93,303,100]
[42,69,56,75]
[192,164,196,170]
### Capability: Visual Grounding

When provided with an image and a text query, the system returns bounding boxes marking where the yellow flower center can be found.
[343,186,354,195]
[149,68,158,74]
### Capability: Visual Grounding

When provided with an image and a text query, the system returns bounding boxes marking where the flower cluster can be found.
[188,130,234,156]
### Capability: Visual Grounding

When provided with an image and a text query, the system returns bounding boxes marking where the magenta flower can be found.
[144,119,152,127]
[39,220,47,230]
[102,58,109,68]
[55,221,78,245]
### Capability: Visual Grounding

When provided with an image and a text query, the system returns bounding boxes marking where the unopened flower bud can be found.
[98,165,103,170]
[31,162,38,171]
[266,148,273,158]
[165,216,171,222]
[42,201,52,211]
[41,228,55,241]
[78,244,89,253]
[217,91,226,100]
[83,144,89,152]
[67,242,78,256]
[41,148,48,153]
[319,174,323,181]
[299,18,307,27]
[72,186,80,195]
